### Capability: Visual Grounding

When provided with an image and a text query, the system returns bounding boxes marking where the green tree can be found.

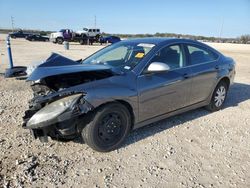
[240,34,250,44]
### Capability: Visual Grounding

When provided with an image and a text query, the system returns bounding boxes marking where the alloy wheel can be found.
[214,86,226,107]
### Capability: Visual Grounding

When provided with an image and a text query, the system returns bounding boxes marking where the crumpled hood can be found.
[27,53,112,81]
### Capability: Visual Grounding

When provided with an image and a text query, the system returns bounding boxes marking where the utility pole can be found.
[94,15,96,28]
[11,16,14,32]
[219,18,224,40]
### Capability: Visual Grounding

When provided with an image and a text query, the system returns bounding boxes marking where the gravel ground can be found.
[0,35,250,187]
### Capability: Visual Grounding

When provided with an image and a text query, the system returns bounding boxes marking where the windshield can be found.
[82,42,155,71]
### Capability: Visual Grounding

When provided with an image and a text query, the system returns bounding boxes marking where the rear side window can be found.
[187,45,218,65]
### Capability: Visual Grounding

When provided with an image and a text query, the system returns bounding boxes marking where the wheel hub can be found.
[98,113,122,143]
[214,86,226,107]
[104,118,121,135]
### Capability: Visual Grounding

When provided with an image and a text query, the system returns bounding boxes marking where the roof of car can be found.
[120,37,222,54]
[122,37,200,45]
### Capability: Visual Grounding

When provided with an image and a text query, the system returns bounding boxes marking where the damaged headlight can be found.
[27,94,82,128]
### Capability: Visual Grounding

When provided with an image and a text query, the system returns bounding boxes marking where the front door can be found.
[137,44,192,122]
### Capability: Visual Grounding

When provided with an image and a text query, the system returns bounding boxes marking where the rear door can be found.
[137,44,192,121]
[184,44,220,104]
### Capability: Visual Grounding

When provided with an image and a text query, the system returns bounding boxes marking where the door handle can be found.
[215,65,219,70]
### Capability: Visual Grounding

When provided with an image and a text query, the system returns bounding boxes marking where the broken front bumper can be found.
[23,93,94,141]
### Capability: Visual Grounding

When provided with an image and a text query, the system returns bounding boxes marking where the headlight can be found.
[27,94,82,128]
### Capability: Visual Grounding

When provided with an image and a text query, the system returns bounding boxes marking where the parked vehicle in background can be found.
[9,30,32,39]
[50,28,100,45]
[100,36,121,44]
[76,28,101,39]
[23,38,236,152]
[26,34,49,42]
[50,29,72,44]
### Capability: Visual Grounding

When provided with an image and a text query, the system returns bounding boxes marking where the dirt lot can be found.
[0,34,250,188]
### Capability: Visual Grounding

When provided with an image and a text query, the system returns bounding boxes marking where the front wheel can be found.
[56,37,64,44]
[206,81,228,112]
[81,103,131,152]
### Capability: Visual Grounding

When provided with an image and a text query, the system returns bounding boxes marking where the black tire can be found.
[206,81,228,112]
[56,37,64,44]
[79,39,86,45]
[95,34,100,41]
[81,103,131,152]
[81,34,87,38]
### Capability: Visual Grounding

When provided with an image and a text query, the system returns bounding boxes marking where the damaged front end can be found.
[23,92,94,142]
[23,53,114,142]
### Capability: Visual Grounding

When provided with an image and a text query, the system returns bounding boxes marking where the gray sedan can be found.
[23,38,236,152]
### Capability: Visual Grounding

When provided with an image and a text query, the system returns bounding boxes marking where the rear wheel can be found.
[206,81,228,111]
[81,103,131,152]
[95,34,100,41]
[79,39,86,45]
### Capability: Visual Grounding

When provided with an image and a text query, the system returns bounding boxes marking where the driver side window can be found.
[150,45,184,70]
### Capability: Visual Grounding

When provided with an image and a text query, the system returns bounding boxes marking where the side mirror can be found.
[146,62,170,73]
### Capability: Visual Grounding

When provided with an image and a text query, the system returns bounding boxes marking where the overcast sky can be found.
[0,0,249,38]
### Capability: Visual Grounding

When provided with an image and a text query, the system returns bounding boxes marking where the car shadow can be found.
[121,82,250,148]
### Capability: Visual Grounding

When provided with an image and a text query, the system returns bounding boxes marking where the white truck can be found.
[50,28,101,45]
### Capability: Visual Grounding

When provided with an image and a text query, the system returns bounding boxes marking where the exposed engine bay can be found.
[30,70,114,96]
[22,53,115,141]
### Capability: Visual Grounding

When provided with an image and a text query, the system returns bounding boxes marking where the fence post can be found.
[6,35,14,68]
[5,35,27,78]
[0,43,4,65]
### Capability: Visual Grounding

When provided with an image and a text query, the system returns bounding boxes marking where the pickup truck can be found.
[50,28,101,45]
